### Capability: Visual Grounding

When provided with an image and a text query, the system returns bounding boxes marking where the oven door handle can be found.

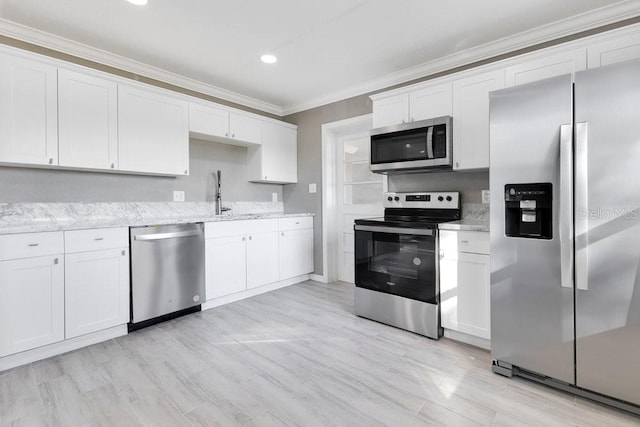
[354,225,434,236]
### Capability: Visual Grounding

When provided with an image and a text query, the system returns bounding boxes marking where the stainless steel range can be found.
[354,192,460,339]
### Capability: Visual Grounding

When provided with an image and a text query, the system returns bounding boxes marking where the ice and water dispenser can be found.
[504,183,552,239]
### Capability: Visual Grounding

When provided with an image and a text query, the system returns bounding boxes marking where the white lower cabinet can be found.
[205,235,247,299]
[205,219,280,299]
[246,232,279,289]
[205,216,313,301]
[279,217,314,280]
[0,232,64,357]
[439,230,490,341]
[64,227,129,339]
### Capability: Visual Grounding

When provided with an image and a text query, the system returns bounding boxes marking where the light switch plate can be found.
[309,183,317,194]
[272,192,278,202]
[173,190,185,202]
[482,190,490,204]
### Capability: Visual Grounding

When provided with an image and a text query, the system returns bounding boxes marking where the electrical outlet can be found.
[173,190,185,202]
[309,183,317,194]
[272,192,278,202]
[482,190,490,204]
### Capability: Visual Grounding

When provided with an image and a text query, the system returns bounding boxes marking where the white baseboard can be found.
[202,274,310,310]
[309,273,328,283]
[443,329,491,350]
[0,325,128,372]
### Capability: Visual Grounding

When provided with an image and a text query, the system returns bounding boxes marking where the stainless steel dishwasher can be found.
[129,222,205,330]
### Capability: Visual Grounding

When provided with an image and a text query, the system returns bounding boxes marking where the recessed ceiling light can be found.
[127,0,148,5]
[261,54,277,64]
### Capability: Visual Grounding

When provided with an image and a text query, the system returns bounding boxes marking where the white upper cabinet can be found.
[189,102,230,140]
[118,85,189,176]
[587,31,640,68]
[409,82,453,121]
[372,93,409,128]
[505,48,587,87]
[248,121,298,184]
[452,69,505,171]
[0,53,58,166]
[229,112,262,145]
[58,69,118,170]
[372,82,452,128]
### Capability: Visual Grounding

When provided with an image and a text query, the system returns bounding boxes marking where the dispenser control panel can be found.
[504,183,552,239]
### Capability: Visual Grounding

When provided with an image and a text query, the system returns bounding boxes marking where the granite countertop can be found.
[0,202,313,235]
[438,202,490,232]
[438,219,489,232]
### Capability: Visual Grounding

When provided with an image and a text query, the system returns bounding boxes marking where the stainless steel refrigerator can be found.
[489,58,640,414]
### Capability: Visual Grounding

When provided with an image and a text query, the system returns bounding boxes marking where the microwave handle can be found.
[426,126,434,159]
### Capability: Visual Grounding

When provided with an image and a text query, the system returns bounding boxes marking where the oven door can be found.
[354,224,437,304]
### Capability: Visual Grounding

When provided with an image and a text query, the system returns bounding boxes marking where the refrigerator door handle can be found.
[560,124,574,289]
[575,121,589,291]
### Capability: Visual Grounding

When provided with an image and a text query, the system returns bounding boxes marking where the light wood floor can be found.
[1,281,639,426]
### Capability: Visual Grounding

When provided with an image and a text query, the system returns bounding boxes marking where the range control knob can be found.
[387,196,393,202]
[438,196,444,202]
[394,196,400,202]
[446,196,452,202]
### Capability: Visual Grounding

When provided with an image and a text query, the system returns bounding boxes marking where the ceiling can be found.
[0,0,639,115]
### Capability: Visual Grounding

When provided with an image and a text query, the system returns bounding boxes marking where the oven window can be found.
[355,229,437,303]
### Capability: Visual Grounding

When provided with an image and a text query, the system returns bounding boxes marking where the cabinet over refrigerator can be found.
[489,58,640,415]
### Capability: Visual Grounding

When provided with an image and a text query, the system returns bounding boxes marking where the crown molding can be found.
[0,19,285,116]
[1,1,639,118]
[281,1,640,115]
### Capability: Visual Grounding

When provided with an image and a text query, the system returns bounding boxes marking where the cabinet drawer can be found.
[439,230,489,255]
[0,232,64,261]
[279,216,313,231]
[205,218,279,238]
[65,227,129,253]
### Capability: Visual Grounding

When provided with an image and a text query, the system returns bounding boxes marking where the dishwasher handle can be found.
[134,229,202,241]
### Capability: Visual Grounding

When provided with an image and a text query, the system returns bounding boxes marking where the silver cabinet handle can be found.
[242,236,246,241]
[134,230,201,241]
[28,243,40,247]
[121,250,126,256]
[49,158,53,164]
[281,232,284,236]
[575,121,589,291]
[460,240,469,244]
[249,236,252,240]
[225,132,228,137]
[54,258,58,264]
[232,133,235,138]
[111,163,115,169]
[560,124,574,290]
[264,176,268,180]
[184,170,188,175]
[94,237,104,241]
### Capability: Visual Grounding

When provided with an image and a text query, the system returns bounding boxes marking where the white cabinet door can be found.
[372,93,409,128]
[452,69,505,171]
[279,228,313,280]
[189,102,230,140]
[587,32,640,68]
[505,48,587,87]
[409,82,453,120]
[65,248,129,339]
[248,122,297,183]
[118,85,189,175]
[229,112,262,145]
[0,53,58,166]
[246,232,279,289]
[205,236,247,299]
[58,69,118,170]
[0,255,64,357]
[440,250,491,340]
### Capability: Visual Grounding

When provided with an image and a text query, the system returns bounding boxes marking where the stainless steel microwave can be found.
[369,116,452,174]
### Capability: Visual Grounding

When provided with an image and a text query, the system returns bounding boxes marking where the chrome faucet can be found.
[215,170,231,215]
